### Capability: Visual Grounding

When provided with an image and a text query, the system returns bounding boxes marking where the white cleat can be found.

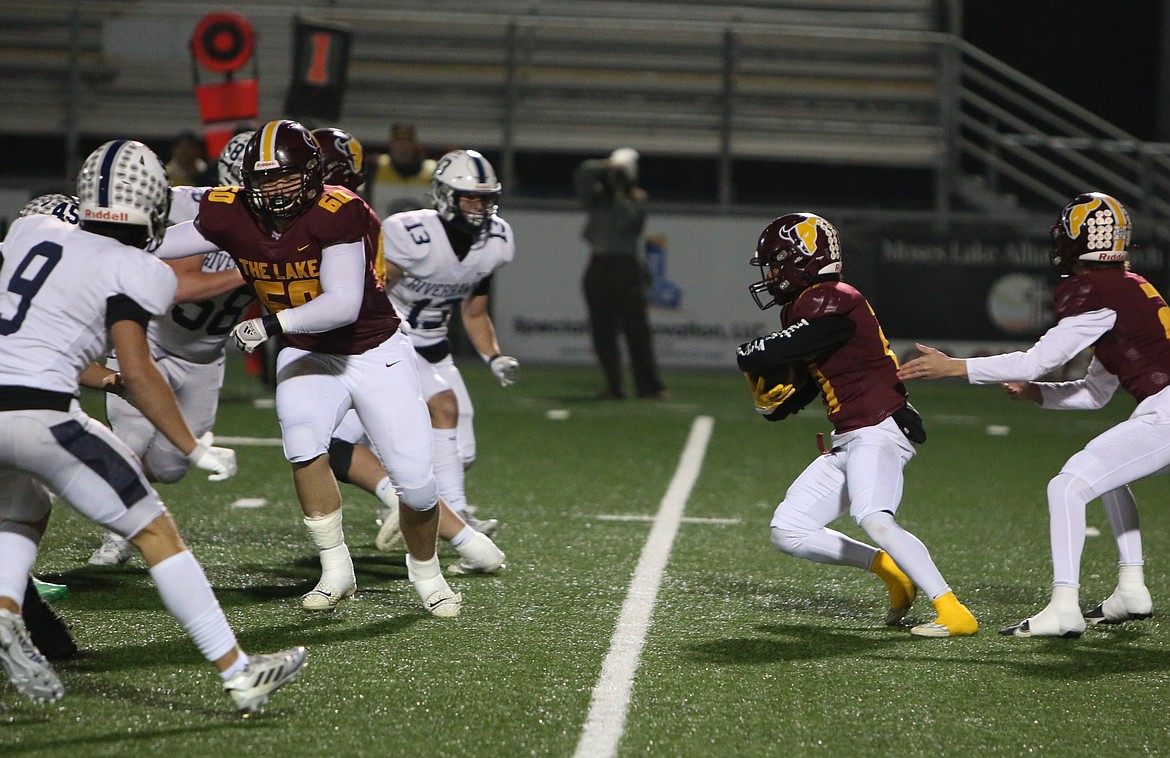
[1000,603,1085,639]
[301,580,356,611]
[448,532,506,575]
[1085,585,1154,625]
[422,588,463,618]
[374,505,403,552]
[88,532,134,566]
[224,646,307,715]
[462,514,499,538]
[0,609,64,704]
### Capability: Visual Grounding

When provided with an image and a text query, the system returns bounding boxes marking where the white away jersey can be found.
[147,186,250,363]
[0,214,177,394]
[382,209,514,348]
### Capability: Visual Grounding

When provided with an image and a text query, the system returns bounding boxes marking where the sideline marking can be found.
[574,415,715,758]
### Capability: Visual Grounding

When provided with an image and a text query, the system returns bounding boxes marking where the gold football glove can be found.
[745,371,796,414]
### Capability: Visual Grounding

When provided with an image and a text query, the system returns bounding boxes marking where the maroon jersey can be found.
[195,185,399,355]
[1054,268,1170,402]
[783,281,907,433]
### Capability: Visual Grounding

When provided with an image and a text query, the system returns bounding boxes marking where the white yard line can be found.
[574,415,715,758]
[595,514,740,525]
[212,436,284,446]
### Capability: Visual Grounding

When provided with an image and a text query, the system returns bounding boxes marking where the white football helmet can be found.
[77,140,171,251]
[218,130,255,186]
[19,193,79,224]
[429,149,501,237]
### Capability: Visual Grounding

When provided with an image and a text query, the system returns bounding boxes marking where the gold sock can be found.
[871,550,916,610]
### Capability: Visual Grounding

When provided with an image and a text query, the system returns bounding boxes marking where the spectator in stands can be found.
[574,148,667,400]
[373,122,436,218]
[165,131,210,187]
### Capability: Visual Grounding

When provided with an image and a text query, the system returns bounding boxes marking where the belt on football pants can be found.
[0,386,74,412]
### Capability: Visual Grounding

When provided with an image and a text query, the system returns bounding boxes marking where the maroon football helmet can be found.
[241,119,323,225]
[749,213,843,309]
[311,127,365,191]
[1049,192,1131,276]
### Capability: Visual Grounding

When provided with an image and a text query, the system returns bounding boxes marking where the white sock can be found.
[375,476,399,508]
[450,525,475,549]
[431,428,468,513]
[406,553,448,600]
[303,510,353,584]
[220,652,250,680]
[149,551,238,664]
[0,527,40,608]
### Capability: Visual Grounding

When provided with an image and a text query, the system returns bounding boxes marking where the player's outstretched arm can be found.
[897,343,968,381]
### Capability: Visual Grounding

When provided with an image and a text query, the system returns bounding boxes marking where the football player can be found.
[327,148,513,573]
[0,140,304,711]
[89,131,255,566]
[156,120,462,618]
[899,192,1169,639]
[312,126,366,194]
[736,212,978,637]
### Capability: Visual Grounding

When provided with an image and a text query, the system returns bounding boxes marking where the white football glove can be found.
[489,354,520,387]
[231,314,282,354]
[186,432,238,482]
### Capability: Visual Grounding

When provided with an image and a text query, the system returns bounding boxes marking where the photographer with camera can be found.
[573,148,667,400]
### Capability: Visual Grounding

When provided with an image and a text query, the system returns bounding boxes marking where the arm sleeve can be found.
[736,315,854,373]
[275,241,364,334]
[153,219,219,260]
[105,294,152,330]
[966,308,1116,384]
[1036,356,1120,410]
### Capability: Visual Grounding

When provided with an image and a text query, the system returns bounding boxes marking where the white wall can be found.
[495,210,777,370]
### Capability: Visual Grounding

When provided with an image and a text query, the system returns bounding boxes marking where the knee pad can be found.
[770,526,806,557]
[147,450,189,485]
[282,423,328,464]
[398,478,439,513]
[327,438,355,484]
[1048,472,1094,509]
[858,511,896,544]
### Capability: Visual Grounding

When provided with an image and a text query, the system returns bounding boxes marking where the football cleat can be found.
[301,580,356,611]
[448,532,506,575]
[224,646,307,715]
[462,514,499,538]
[1084,584,1153,625]
[422,588,463,619]
[0,609,64,704]
[374,505,403,552]
[1000,604,1085,638]
[910,592,978,637]
[88,532,134,566]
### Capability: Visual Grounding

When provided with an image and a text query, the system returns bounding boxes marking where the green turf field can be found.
[5,359,1170,755]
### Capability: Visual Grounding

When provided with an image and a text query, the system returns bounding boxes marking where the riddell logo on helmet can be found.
[83,208,130,222]
[1098,252,1127,261]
